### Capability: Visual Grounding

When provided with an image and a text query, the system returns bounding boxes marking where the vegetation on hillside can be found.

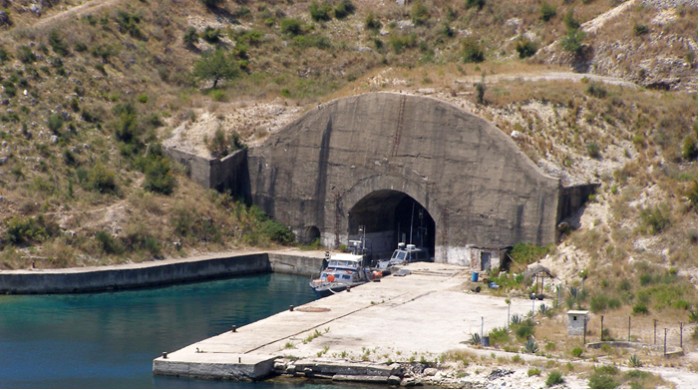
[0,0,695,312]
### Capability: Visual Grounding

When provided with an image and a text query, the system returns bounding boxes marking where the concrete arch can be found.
[246,92,562,264]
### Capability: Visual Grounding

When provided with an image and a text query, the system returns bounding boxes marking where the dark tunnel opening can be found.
[348,190,435,260]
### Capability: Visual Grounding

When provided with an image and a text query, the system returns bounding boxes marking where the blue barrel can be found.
[481,336,490,347]
[471,272,479,282]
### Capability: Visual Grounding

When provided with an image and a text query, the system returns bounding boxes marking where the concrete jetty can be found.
[0,249,326,294]
[153,262,549,383]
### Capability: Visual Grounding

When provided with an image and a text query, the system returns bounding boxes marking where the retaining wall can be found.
[267,253,322,277]
[0,252,322,294]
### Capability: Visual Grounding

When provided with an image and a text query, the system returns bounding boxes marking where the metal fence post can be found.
[600,315,604,341]
[583,316,588,345]
[664,328,668,357]
[680,322,683,349]
[654,319,657,345]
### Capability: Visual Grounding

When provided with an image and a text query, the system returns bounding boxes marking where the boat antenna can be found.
[409,200,415,245]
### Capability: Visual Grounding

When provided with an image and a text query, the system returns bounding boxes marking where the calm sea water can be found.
[0,273,330,389]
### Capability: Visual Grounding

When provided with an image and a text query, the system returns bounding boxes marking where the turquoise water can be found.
[0,273,321,388]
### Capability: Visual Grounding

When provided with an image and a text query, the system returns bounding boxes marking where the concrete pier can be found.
[153,262,548,382]
[0,249,325,294]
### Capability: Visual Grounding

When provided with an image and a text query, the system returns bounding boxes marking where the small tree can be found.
[515,37,537,58]
[334,0,355,19]
[309,1,332,22]
[193,49,239,89]
[461,37,484,63]
[540,2,557,22]
[561,27,585,54]
[183,27,198,47]
[475,79,486,105]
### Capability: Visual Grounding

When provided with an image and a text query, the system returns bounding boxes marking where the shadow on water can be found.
[0,273,339,389]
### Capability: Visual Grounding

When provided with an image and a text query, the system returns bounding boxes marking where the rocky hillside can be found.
[0,1,696,322]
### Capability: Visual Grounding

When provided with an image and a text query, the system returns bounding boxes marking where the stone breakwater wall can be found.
[0,252,322,294]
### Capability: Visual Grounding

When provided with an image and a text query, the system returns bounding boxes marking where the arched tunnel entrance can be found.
[348,190,435,261]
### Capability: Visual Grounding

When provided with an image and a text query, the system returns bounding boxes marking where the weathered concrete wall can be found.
[267,253,323,277]
[247,93,561,263]
[165,148,248,194]
[0,254,270,294]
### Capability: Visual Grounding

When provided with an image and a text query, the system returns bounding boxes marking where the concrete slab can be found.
[153,262,551,381]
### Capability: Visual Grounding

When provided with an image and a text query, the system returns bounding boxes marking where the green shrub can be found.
[115,10,143,39]
[261,219,295,244]
[629,354,642,368]
[561,28,585,53]
[123,228,161,257]
[16,46,36,63]
[508,243,551,267]
[91,43,118,62]
[183,27,198,46]
[48,30,69,56]
[292,34,331,49]
[4,215,58,246]
[571,346,583,357]
[143,155,175,195]
[334,0,355,19]
[524,338,538,353]
[586,83,608,98]
[461,37,484,63]
[546,370,564,387]
[488,326,509,345]
[389,33,417,54]
[681,136,697,161]
[563,9,580,30]
[470,332,481,345]
[0,46,9,63]
[410,1,430,26]
[113,102,140,145]
[86,163,118,194]
[540,2,557,22]
[475,81,486,104]
[527,368,541,377]
[95,230,124,255]
[281,18,304,36]
[513,318,535,340]
[588,373,618,389]
[587,142,601,159]
[365,12,382,31]
[589,366,620,389]
[202,26,221,43]
[633,23,649,36]
[639,204,670,235]
[309,1,332,22]
[515,37,538,58]
[47,113,64,134]
[632,302,649,315]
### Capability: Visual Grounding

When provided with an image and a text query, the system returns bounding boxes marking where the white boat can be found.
[309,252,372,298]
[377,243,430,270]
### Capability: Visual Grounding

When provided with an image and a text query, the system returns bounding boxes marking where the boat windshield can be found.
[391,250,406,261]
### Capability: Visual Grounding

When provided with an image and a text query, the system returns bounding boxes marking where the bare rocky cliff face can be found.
[539,0,697,91]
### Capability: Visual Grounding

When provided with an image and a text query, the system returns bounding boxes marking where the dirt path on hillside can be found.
[457,71,638,88]
[32,0,122,30]
[0,0,122,41]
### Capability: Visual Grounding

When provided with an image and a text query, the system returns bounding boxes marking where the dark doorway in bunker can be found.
[348,190,435,260]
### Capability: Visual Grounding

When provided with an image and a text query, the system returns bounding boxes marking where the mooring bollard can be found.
[162,352,168,359]
[289,305,294,312]
[231,325,237,333]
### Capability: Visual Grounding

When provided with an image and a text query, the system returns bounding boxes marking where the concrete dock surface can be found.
[153,262,549,381]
